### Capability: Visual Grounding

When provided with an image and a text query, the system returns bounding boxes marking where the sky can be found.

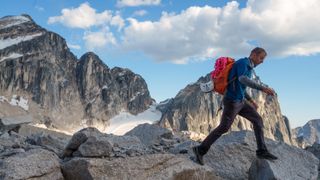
[1,0,319,128]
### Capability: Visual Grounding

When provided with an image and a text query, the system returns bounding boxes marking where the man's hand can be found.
[262,87,275,96]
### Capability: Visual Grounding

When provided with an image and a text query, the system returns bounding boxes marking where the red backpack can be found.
[210,57,235,94]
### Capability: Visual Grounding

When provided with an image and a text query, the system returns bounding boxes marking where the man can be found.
[193,47,278,165]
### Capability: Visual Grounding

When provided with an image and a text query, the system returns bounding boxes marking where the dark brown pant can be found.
[199,98,267,155]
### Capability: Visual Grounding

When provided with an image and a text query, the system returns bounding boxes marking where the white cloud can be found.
[121,0,320,63]
[111,14,125,31]
[117,0,161,7]
[48,2,113,29]
[67,43,81,50]
[48,3,125,51]
[133,10,148,17]
[83,30,117,51]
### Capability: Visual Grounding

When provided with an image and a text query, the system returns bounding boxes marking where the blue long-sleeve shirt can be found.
[225,57,265,101]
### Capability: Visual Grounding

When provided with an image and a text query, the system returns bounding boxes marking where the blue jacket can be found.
[225,57,253,101]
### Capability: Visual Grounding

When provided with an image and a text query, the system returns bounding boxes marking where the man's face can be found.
[252,52,266,67]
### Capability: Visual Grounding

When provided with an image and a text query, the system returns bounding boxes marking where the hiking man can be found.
[193,47,278,165]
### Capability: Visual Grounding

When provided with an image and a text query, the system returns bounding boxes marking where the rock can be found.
[176,131,318,180]
[63,127,149,158]
[26,132,68,156]
[76,136,113,157]
[63,127,103,157]
[0,131,27,149]
[106,134,149,157]
[169,140,200,155]
[125,123,173,146]
[306,143,320,160]
[19,124,71,141]
[61,154,221,180]
[0,148,63,180]
[0,115,32,133]
[249,141,319,180]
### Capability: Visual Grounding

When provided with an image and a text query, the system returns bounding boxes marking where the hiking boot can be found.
[256,150,278,160]
[192,146,204,165]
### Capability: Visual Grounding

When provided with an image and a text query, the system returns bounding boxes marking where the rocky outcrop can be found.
[158,73,293,145]
[0,114,32,132]
[0,15,153,133]
[293,119,320,148]
[171,130,318,180]
[62,154,220,180]
[125,123,174,146]
[60,126,221,179]
[0,148,63,180]
[249,144,318,180]
[62,127,149,158]
[62,154,221,180]
[0,123,318,180]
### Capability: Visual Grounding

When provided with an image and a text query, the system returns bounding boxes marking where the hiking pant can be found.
[198,98,267,155]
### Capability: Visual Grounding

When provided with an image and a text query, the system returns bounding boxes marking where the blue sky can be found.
[1,0,319,128]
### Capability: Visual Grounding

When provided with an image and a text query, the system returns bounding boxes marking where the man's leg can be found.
[198,100,244,155]
[238,101,277,160]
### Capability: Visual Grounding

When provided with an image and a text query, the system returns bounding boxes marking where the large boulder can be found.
[62,154,221,180]
[63,127,149,158]
[125,123,174,146]
[249,142,319,180]
[26,132,68,156]
[0,115,32,133]
[62,127,103,157]
[306,143,320,160]
[173,131,319,180]
[0,148,63,180]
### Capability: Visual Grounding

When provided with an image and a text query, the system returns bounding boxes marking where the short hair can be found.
[250,47,267,56]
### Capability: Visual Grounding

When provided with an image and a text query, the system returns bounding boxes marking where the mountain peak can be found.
[80,52,102,62]
[0,14,34,29]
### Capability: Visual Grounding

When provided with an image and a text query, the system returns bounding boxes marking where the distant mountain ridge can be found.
[293,119,320,148]
[0,14,154,132]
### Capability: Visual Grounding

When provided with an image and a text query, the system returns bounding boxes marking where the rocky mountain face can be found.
[0,123,318,179]
[157,73,293,145]
[293,119,320,148]
[0,15,153,132]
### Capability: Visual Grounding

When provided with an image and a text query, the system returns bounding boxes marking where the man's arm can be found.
[240,75,276,96]
[238,75,265,90]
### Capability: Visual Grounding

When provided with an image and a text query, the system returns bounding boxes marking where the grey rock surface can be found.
[61,154,221,180]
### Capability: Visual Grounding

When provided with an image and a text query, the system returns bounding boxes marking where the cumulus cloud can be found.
[48,2,124,51]
[48,2,123,29]
[111,14,125,31]
[83,30,117,51]
[133,10,148,17]
[117,0,161,7]
[121,0,320,63]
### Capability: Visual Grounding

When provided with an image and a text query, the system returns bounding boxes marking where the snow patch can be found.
[0,33,43,50]
[130,92,142,101]
[0,53,23,62]
[102,85,108,90]
[0,16,30,29]
[9,95,29,111]
[105,104,162,135]
[31,123,73,135]
[0,96,8,102]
